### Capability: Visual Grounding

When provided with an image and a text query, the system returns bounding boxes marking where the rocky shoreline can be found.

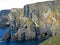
[1,26,52,41]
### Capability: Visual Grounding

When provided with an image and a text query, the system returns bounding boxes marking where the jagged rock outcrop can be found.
[0,8,23,28]
[14,17,52,41]
[2,30,11,41]
[0,10,11,28]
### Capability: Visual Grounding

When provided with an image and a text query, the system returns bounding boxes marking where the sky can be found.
[0,0,54,10]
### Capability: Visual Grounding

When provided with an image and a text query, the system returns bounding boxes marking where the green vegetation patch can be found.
[40,34,60,45]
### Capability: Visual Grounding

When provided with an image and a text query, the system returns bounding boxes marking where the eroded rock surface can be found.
[1,1,60,41]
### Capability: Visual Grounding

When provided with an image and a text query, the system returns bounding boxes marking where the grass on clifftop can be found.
[40,34,60,45]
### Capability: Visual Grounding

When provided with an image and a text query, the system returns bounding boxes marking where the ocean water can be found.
[0,39,41,45]
[0,27,9,38]
[0,27,43,45]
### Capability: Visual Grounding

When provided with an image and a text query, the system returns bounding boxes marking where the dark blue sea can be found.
[0,39,41,45]
[0,27,43,45]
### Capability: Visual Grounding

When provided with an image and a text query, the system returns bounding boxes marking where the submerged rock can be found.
[2,30,11,41]
[0,23,6,28]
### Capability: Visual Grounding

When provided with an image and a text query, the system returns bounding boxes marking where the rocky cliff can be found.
[23,1,60,36]
[1,1,60,41]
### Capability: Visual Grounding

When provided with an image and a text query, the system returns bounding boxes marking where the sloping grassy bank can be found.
[40,34,60,45]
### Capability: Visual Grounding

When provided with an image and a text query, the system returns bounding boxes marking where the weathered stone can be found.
[1,1,60,41]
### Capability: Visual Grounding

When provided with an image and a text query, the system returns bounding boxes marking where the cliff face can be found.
[23,1,60,36]
[9,1,60,41]
[1,1,60,41]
